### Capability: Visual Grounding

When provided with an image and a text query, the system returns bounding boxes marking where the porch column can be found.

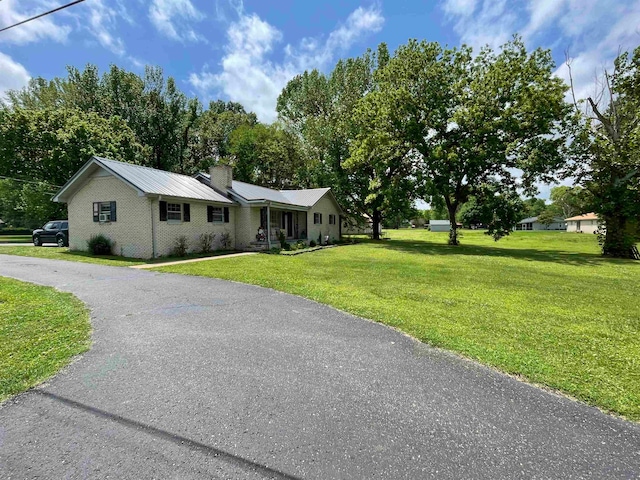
[266,203,271,249]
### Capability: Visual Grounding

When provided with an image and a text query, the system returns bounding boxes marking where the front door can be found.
[284,212,293,238]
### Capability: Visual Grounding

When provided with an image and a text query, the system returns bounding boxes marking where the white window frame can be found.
[210,207,224,223]
[167,203,182,221]
[99,202,112,222]
[314,213,322,224]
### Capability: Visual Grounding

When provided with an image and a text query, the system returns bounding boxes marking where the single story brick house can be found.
[565,212,600,234]
[53,156,343,258]
[515,216,567,231]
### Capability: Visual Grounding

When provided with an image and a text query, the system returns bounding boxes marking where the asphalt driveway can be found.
[0,255,638,479]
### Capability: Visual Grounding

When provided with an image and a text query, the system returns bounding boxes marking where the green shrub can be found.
[318,232,322,245]
[269,246,282,254]
[309,240,316,247]
[199,232,217,253]
[278,230,287,249]
[296,240,307,249]
[172,236,189,257]
[219,232,232,249]
[283,242,291,251]
[87,234,112,255]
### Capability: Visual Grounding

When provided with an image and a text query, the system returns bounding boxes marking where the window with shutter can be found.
[167,203,181,221]
[183,203,190,222]
[93,201,116,222]
[209,207,224,223]
[160,201,167,221]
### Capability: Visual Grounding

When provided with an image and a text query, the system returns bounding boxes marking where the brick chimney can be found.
[209,165,233,192]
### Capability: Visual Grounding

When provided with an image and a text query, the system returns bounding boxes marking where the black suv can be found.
[33,220,69,247]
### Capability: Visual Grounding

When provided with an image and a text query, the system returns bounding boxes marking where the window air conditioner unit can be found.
[99,213,108,222]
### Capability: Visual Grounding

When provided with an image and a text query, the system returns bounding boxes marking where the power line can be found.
[0,0,86,33]
[0,176,63,188]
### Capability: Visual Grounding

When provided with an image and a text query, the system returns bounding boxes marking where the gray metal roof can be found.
[197,173,332,209]
[281,188,331,207]
[518,216,565,224]
[57,157,233,204]
[230,181,293,204]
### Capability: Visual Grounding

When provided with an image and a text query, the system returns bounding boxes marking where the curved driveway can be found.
[0,255,638,479]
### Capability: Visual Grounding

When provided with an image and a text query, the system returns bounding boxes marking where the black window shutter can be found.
[183,203,190,222]
[110,201,117,222]
[207,205,213,222]
[159,201,167,221]
[223,207,229,223]
[93,203,99,222]
[320,213,323,224]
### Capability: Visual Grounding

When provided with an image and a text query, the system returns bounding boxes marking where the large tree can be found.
[360,37,570,244]
[278,44,414,238]
[566,48,640,258]
[0,108,147,187]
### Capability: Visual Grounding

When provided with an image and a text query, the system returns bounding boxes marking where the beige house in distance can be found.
[53,157,343,258]
[565,212,600,234]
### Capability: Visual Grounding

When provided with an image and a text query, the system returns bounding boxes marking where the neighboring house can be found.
[429,220,451,232]
[515,216,567,231]
[342,214,375,236]
[565,212,600,234]
[53,157,343,258]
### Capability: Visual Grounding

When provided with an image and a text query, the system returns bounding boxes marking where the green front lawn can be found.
[0,277,91,401]
[156,230,640,421]
[0,245,238,267]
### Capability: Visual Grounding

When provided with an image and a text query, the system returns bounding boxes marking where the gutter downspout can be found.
[266,202,272,250]
[151,196,157,258]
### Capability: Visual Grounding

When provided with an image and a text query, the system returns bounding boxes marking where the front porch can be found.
[248,207,308,250]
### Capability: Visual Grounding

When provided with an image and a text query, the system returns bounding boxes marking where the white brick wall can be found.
[67,174,154,258]
[153,199,235,257]
[234,206,261,249]
[307,194,341,244]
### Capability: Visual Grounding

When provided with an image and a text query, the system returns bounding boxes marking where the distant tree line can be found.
[1,38,638,257]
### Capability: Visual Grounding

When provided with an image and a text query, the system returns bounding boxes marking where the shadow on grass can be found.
[360,238,634,266]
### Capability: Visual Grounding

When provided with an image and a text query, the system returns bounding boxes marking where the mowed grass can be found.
[0,245,238,267]
[0,277,91,401]
[156,230,640,421]
[0,245,146,266]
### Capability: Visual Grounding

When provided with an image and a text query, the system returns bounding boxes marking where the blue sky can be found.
[1,0,640,198]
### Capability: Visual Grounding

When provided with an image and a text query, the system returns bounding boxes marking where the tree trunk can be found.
[445,198,459,245]
[602,213,639,259]
[372,209,381,240]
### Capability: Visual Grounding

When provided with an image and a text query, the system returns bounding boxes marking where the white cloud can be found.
[149,0,205,42]
[86,0,126,56]
[442,0,478,18]
[190,4,384,122]
[441,0,640,104]
[0,0,71,45]
[0,51,30,98]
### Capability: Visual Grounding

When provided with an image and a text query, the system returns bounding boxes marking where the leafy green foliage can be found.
[172,235,189,257]
[227,123,306,188]
[199,232,217,254]
[566,47,640,258]
[361,37,570,245]
[87,234,113,255]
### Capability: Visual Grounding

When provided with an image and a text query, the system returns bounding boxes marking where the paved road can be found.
[0,255,638,479]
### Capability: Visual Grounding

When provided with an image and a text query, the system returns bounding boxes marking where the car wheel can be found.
[33,237,41,246]
[57,237,66,248]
